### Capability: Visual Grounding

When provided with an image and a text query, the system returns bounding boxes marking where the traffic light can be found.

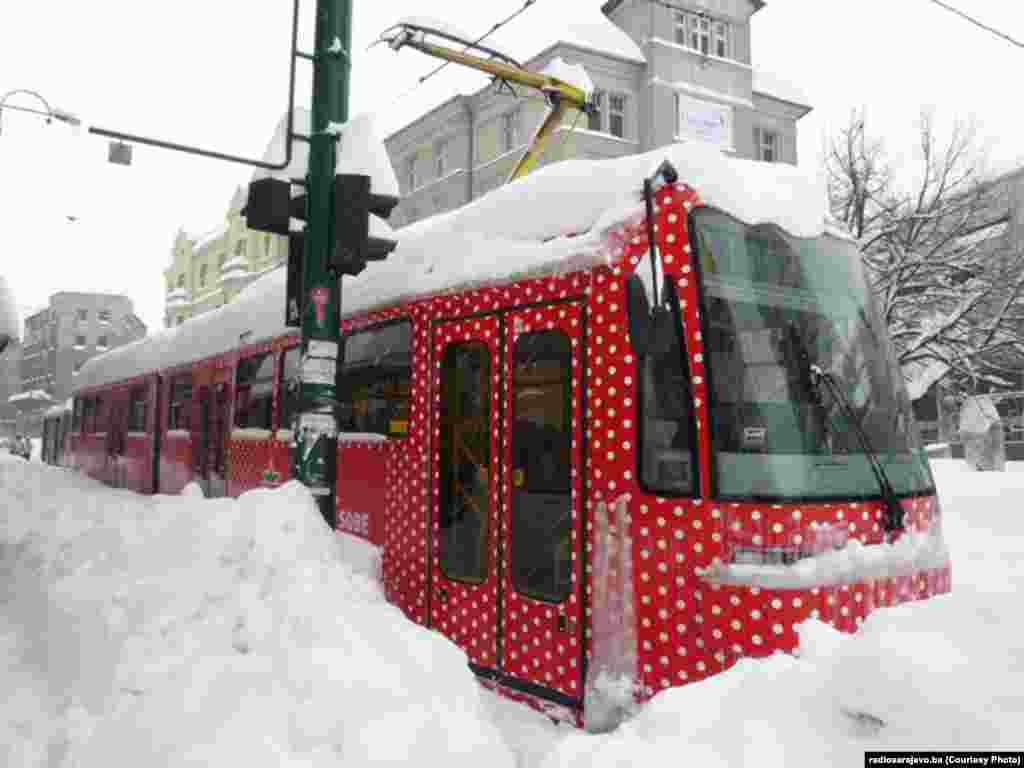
[244,177,293,236]
[331,173,399,277]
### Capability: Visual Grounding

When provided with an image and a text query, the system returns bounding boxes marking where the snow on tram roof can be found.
[76,142,827,392]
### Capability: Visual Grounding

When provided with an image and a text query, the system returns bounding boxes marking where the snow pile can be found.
[3,457,1024,764]
[0,459,513,767]
[541,57,595,96]
[702,525,949,589]
[254,110,398,200]
[804,599,1020,749]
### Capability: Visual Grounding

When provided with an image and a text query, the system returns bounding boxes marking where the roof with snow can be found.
[603,0,765,14]
[752,70,812,112]
[76,142,827,392]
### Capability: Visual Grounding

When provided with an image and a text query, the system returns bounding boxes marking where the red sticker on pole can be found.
[310,287,330,327]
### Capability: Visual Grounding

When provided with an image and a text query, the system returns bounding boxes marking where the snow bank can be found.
[3,456,1024,766]
[0,459,513,767]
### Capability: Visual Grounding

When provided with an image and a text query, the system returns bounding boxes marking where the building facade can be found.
[0,341,20,439]
[19,293,147,402]
[163,187,288,328]
[385,0,811,227]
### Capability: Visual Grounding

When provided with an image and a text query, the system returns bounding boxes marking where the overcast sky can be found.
[1,0,1022,334]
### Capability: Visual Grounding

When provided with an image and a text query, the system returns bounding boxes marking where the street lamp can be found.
[0,89,81,136]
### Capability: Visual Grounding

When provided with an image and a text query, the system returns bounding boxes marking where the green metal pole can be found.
[295,0,351,526]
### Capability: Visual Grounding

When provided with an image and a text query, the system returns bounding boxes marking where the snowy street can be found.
[1,455,1022,767]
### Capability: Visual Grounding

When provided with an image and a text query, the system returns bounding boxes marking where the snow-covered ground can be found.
[1,457,1021,766]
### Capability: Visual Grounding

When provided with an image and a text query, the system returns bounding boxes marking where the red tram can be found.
[64,145,950,727]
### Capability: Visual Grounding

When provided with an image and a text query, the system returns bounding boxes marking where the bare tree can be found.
[826,110,1024,396]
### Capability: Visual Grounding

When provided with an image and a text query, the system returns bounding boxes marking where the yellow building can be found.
[163,187,287,327]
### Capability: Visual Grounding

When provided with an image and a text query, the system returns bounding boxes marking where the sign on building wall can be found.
[675,92,733,149]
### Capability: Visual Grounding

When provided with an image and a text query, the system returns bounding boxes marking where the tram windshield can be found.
[691,208,934,500]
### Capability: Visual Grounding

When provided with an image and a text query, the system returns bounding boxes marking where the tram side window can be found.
[639,281,696,494]
[235,352,275,430]
[338,321,412,437]
[438,342,491,583]
[128,386,148,431]
[169,375,192,430]
[278,346,301,432]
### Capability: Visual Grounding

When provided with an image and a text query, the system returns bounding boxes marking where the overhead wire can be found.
[923,0,1024,49]
[376,0,543,116]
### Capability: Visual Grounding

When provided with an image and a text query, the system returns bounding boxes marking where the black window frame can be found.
[636,277,700,498]
[168,374,193,431]
[234,351,276,430]
[508,328,574,604]
[127,386,148,431]
[438,340,492,585]
[337,320,413,439]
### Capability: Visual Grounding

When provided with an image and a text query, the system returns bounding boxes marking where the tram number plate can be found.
[743,427,767,449]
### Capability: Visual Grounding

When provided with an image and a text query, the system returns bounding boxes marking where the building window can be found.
[98,309,112,323]
[713,20,729,58]
[589,90,604,131]
[177,316,185,326]
[199,263,208,288]
[177,274,185,289]
[609,94,626,138]
[75,335,86,348]
[675,10,726,58]
[218,252,226,268]
[435,139,449,178]
[235,239,246,257]
[97,335,108,349]
[76,309,88,322]
[755,127,778,162]
[502,111,519,153]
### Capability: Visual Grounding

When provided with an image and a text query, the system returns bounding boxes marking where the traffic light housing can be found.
[331,173,399,277]
[244,177,292,236]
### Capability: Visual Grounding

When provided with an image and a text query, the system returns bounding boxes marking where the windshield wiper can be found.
[809,364,906,534]
[785,322,905,533]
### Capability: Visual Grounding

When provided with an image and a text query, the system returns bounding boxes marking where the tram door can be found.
[431,315,502,670]
[431,304,585,701]
[193,379,229,497]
